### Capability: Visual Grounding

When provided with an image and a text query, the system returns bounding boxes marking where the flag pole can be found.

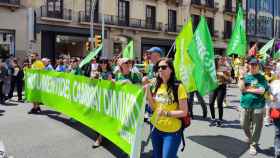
[166,41,175,58]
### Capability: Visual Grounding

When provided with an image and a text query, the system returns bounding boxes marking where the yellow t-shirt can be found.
[151,83,187,133]
[31,60,45,70]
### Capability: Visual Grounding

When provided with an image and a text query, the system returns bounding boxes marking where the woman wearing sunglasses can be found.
[145,58,188,158]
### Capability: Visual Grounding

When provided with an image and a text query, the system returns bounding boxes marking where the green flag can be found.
[122,40,134,60]
[174,19,196,92]
[79,44,103,68]
[188,16,218,96]
[259,38,274,61]
[226,5,247,57]
[274,49,280,59]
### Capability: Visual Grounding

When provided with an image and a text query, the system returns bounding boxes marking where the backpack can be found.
[172,81,192,151]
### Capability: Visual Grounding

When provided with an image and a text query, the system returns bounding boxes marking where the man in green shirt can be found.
[239,57,269,155]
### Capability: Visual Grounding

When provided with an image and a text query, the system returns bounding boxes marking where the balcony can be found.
[191,0,218,13]
[191,0,201,5]
[205,0,214,8]
[224,6,236,15]
[78,11,99,23]
[0,0,20,9]
[79,11,162,31]
[38,5,72,23]
[165,24,182,33]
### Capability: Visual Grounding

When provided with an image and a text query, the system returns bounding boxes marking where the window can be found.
[225,0,232,12]
[146,5,156,29]
[118,0,129,26]
[191,14,200,30]
[206,17,214,36]
[224,20,232,38]
[205,0,214,8]
[85,0,99,22]
[47,0,63,18]
[168,10,177,32]
[191,0,201,5]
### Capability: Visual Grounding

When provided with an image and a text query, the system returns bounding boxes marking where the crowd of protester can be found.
[1,46,280,157]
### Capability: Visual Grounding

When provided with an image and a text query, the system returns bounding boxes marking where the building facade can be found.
[0,0,28,59]
[246,0,280,47]
[0,0,244,61]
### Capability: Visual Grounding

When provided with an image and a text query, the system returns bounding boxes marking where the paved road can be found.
[0,85,274,158]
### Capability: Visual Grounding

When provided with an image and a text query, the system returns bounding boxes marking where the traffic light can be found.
[95,35,102,48]
[85,42,91,51]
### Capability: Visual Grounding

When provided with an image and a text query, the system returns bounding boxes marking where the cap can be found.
[146,47,163,57]
[117,58,129,66]
[248,57,259,64]
[41,58,50,62]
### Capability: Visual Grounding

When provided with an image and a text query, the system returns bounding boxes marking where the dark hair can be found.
[153,58,180,103]
[97,59,112,72]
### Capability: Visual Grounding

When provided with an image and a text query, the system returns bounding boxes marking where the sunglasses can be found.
[157,65,168,71]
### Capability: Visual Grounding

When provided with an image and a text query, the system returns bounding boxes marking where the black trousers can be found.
[187,91,207,118]
[208,84,227,120]
[0,81,4,103]
[8,76,23,100]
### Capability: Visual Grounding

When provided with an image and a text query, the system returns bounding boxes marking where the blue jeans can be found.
[274,119,280,157]
[151,128,181,158]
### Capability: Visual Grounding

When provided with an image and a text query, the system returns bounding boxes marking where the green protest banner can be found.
[226,5,247,57]
[122,40,134,60]
[188,16,218,96]
[24,69,145,158]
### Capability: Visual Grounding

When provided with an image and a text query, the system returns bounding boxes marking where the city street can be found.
[0,85,274,158]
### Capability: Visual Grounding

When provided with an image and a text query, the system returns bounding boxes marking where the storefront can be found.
[37,24,102,61]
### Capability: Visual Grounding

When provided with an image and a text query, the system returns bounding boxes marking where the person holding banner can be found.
[145,58,188,158]
[28,52,44,114]
[115,58,141,84]
[93,58,114,148]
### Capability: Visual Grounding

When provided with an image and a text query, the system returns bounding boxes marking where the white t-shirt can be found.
[270,80,280,108]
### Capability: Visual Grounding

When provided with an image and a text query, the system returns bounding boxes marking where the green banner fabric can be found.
[188,16,218,96]
[274,50,280,59]
[226,5,247,57]
[122,41,134,60]
[259,38,274,62]
[79,44,103,68]
[174,19,197,93]
[24,69,145,158]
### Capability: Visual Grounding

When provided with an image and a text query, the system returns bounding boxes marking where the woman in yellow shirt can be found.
[145,58,188,158]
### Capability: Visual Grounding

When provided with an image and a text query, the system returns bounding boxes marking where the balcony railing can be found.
[0,0,20,7]
[191,0,201,5]
[39,5,72,21]
[165,24,182,33]
[78,11,99,23]
[79,11,162,31]
[205,0,214,8]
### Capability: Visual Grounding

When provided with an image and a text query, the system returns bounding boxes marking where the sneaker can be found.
[216,120,224,127]
[264,117,272,127]
[249,145,257,155]
[28,108,37,114]
[36,107,42,113]
[223,101,229,107]
[92,136,102,148]
[209,119,217,127]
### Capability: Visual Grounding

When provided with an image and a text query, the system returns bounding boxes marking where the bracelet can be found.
[166,111,171,117]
